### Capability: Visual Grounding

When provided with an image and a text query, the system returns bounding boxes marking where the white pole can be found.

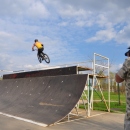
[108,58,110,112]
[87,74,90,117]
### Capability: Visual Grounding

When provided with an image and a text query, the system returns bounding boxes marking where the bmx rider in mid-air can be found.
[32,39,44,59]
[32,39,50,64]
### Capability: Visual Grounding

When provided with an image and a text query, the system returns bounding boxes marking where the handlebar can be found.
[32,49,38,51]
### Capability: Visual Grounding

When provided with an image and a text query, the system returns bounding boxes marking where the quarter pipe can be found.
[0,74,87,126]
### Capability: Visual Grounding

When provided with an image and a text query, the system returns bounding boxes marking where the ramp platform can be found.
[3,66,92,79]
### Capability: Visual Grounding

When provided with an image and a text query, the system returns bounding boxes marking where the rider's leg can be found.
[38,48,44,60]
[41,48,44,60]
[38,49,41,57]
[41,48,44,55]
[38,49,42,57]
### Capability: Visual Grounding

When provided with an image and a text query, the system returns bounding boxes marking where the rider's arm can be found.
[115,73,124,83]
[32,43,35,51]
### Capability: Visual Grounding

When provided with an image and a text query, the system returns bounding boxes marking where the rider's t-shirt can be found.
[35,42,43,49]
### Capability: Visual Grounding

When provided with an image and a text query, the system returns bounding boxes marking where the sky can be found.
[0,0,130,75]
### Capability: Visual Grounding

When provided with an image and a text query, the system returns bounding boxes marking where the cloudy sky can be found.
[0,0,130,75]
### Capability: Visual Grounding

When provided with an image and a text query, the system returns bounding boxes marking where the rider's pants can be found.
[38,48,44,57]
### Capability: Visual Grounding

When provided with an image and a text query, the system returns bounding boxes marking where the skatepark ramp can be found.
[0,74,87,126]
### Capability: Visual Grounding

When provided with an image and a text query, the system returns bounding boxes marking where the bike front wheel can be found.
[43,53,50,63]
[37,54,42,63]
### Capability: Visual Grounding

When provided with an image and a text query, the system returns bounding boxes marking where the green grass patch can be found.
[80,90,126,113]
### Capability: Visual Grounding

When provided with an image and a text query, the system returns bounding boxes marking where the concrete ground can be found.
[0,112,124,130]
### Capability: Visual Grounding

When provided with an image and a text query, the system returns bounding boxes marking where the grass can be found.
[80,90,126,113]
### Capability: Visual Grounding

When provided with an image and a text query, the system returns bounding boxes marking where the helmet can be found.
[34,39,38,42]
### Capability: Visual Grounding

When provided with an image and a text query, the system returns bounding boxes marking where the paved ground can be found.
[0,112,124,130]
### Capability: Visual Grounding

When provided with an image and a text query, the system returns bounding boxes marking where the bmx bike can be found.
[34,49,50,64]
[37,52,50,64]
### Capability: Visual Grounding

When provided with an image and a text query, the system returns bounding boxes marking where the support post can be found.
[117,83,121,105]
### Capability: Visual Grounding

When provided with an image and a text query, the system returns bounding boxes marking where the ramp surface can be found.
[0,74,87,126]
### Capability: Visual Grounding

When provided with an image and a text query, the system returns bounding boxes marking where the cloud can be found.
[86,29,116,42]
[0,0,130,73]
[0,0,49,18]
[115,25,130,45]
[110,63,123,72]
[58,5,87,18]
[27,1,49,18]
[23,64,49,70]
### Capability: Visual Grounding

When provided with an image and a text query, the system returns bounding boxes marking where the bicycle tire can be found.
[43,53,50,63]
[37,54,42,63]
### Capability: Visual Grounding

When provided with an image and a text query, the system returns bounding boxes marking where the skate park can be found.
[0,53,124,130]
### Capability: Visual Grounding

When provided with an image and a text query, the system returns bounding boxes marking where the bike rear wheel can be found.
[43,53,50,63]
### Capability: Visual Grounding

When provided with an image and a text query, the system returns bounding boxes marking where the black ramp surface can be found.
[0,74,87,126]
